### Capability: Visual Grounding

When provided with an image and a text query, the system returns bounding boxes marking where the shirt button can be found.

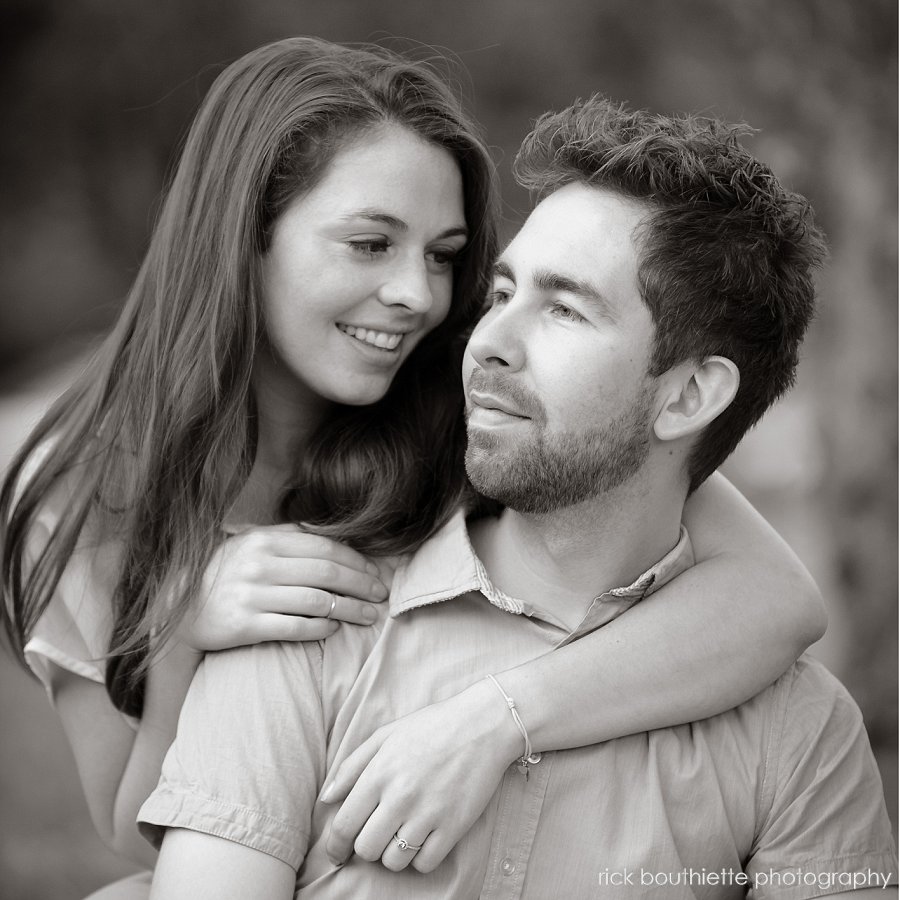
[527,752,542,764]
[500,857,516,876]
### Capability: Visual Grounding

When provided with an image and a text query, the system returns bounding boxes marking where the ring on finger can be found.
[393,832,423,853]
[326,594,337,619]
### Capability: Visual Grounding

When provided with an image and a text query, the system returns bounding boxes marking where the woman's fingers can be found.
[268,557,388,602]
[252,613,339,643]
[380,822,433,872]
[265,589,381,625]
[410,829,453,873]
[185,524,388,651]
[350,804,403,862]
[326,780,381,864]
[320,733,383,804]
[267,529,377,576]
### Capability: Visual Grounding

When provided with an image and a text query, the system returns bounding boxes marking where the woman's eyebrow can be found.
[339,208,468,240]
[340,209,408,230]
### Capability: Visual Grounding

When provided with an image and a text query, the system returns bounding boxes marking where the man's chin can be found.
[464,445,521,506]
[465,423,501,450]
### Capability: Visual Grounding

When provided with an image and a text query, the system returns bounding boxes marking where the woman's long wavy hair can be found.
[0,37,498,717]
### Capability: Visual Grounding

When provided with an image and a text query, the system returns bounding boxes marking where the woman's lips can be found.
[337,323,405,351]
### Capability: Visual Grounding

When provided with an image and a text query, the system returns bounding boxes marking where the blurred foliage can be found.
[0,1,896,896]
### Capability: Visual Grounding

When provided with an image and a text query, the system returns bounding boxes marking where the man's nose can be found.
[467,302,526,371]
[376,258,434,314]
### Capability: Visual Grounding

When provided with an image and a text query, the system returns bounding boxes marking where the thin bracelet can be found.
[486,674,540,775]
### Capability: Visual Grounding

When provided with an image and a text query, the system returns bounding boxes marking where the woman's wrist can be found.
[460,677,531,765]
[150,624,205,677]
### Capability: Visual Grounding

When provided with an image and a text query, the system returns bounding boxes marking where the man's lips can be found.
[467,390,530,419]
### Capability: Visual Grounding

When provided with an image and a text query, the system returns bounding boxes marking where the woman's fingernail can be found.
[374,582,389,600]
[366,561,380,576]
[320,783,333,802]
[362,607,377,624]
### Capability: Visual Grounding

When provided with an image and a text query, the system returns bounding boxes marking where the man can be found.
[140,97,897,898]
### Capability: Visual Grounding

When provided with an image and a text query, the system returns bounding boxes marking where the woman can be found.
[0,37,823,897]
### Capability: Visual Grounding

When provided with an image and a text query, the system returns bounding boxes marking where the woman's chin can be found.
[325,379,393,408]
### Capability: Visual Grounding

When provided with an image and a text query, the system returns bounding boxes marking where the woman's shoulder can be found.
[14,434,119,535]
[15,435,126,690]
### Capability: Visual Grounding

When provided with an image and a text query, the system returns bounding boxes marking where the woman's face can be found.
[257,124,468,413]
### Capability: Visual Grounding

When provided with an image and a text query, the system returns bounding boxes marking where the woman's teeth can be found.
[338,324,403,351]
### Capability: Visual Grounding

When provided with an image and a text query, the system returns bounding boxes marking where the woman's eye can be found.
[426,248,460,272]
[348,238,390,256]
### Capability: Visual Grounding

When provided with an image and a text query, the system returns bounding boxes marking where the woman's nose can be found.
[377,258,434,314]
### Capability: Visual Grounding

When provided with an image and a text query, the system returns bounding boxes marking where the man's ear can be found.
[653,357,739,442]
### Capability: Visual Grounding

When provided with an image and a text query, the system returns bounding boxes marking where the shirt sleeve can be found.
[19,473,120,696]
[24,543,122,691]
[138,639,327,871]
[746,658,898,899]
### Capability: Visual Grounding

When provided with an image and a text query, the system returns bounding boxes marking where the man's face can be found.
[462,183,659,514]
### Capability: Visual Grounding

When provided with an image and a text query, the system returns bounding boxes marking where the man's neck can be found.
[469,477,685,632]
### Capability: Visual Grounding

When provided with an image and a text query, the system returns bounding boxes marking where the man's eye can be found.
[550,302,585,322]
[481,289,511,313]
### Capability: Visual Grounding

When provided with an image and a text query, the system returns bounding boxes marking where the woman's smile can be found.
[258,124,466,408]
[336,323,407,352]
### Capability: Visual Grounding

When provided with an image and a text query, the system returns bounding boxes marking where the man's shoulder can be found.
[746,654,861,721]
[696,653,868,767]
[203,607,386,680]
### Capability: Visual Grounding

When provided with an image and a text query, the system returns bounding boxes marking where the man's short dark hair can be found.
[514,96,827,493]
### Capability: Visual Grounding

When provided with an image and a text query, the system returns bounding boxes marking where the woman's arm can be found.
[493,471,826,748]
[43,525,387,865]
[322,472,826,870]
[151,830,295,900]
[49,639,202,867]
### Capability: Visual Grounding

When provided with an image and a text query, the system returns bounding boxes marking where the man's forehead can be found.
[496,183,648,295]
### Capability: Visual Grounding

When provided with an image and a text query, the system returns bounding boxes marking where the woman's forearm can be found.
[50,637,200,868]
[110,639,203,865]
[489,473,825,752]
[491,554,817,751]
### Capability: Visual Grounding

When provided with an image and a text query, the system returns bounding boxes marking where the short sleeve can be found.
[23,534,122,693]
[15,442,121,698]
[746,658,897,899]
[138,639,327,871]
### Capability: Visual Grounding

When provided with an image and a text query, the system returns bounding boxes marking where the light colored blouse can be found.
[18,442,138,729]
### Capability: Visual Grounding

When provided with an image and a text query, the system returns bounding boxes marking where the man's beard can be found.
[464,383,655,515]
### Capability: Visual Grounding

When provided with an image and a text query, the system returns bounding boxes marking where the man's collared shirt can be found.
[139,510,896,899]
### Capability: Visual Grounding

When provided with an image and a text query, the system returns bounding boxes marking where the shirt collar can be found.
[390,508,695,640]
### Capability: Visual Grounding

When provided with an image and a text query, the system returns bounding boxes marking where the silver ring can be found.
[326,595,337,619]
[393,832,423,852]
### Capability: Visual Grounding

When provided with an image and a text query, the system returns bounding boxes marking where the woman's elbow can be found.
[107,823,158,869]
[789,565,828,651]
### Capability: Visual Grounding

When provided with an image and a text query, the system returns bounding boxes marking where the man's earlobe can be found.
[653,357,739,442]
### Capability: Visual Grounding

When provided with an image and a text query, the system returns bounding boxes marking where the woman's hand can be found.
[177,524,389,651]
[320,678,524,873]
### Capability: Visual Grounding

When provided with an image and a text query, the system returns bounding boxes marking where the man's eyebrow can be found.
[340,209,468,241]
[534,268,613,314]
[493,260,611,311]
[493,259,515,281]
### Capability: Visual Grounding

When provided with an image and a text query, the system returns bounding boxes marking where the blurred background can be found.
[0,0,896,897]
